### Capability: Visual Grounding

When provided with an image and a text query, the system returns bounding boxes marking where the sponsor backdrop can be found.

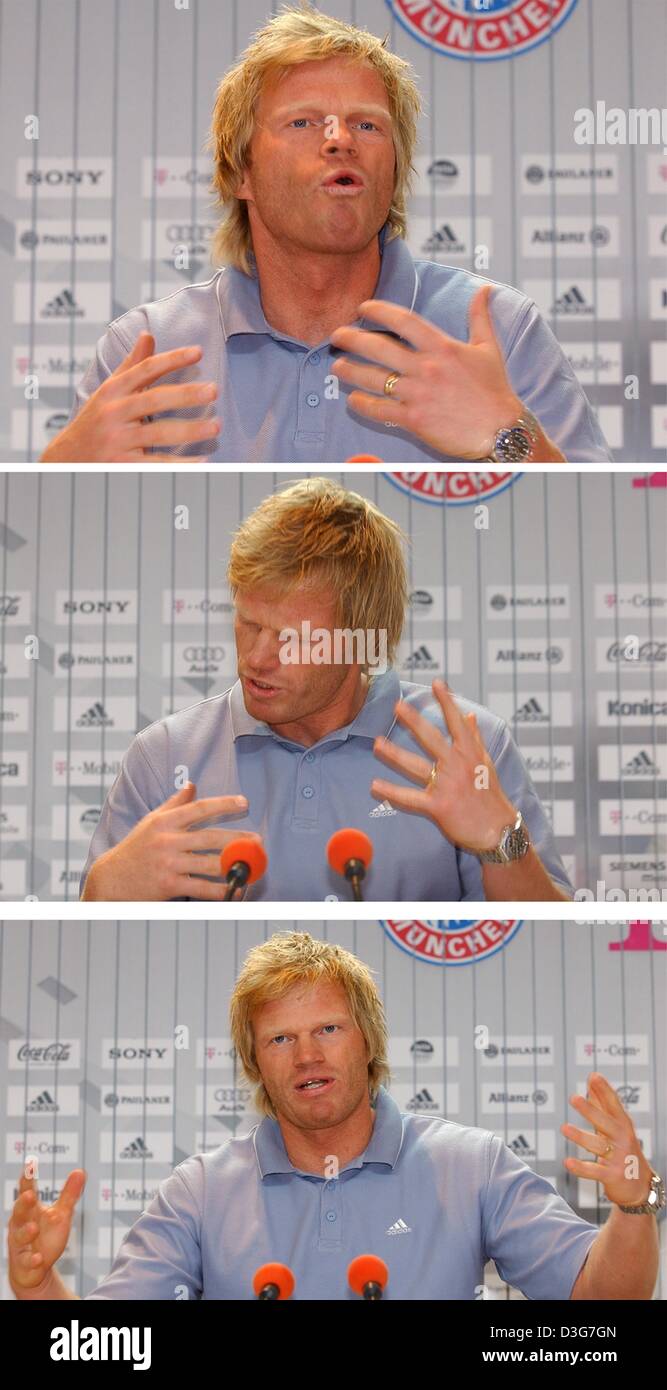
[0,919,664,1299]
[0,469,665,901]
[0,0,666,461]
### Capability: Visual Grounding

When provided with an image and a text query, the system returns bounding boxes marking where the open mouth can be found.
[322,172,365,195]
[244,676,280,698]
[295,1077,335,1094]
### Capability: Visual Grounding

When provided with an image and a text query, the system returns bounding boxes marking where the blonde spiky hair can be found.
[206,2,422,275]
[229,931,390,1117]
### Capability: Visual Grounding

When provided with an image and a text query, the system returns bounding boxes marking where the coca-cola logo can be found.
[606,641,667,663]
[18,1042,71,1063]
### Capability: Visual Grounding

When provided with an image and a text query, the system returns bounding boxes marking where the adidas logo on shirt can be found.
[369,800,397,818]
[385,1218,412,1236]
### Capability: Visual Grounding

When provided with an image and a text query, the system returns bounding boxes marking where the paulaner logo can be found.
[279,623,388,675]
[50,1320,151,1370]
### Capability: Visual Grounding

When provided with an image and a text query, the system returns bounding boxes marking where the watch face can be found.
[494,431,523,463]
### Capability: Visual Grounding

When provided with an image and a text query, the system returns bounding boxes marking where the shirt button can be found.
[302,785,314,799]
[310,351,320,364]
[306,392,320,407]
[305,752,315,763]
[326,1210,337,1222]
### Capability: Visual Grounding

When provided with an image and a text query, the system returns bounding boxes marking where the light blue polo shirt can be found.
[68,223,611,464]
[79,670,573,901]
[84,1086,598,1301]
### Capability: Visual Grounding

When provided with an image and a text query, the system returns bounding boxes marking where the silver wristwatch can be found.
[486,405,540,463]
[477,810,530,864]
[617,1169,665,1215]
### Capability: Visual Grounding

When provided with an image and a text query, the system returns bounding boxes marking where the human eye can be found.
[357,120,379,131]
[289,117,311,128]
[320,1024,339,1035]
[271,1034,289,1045]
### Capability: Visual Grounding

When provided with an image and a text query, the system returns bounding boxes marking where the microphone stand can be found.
[222,861,251,902]
[344,858,367,902]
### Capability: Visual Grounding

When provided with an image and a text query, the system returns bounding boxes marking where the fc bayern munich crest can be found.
[381,920,523,964]
[385,0,580,62]
[385,471,521,506]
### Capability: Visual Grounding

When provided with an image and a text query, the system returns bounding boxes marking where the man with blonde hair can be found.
[42,3,609,464]
[8,933,661,1300]
[80,477,573,903]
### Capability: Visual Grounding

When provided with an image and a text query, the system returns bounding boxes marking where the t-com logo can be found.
[385,471,521,506]
[381,920,523,964]
[385,0,579,62]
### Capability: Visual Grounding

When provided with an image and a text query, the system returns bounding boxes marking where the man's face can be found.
[236,56,396,256]
[252,979,371,1133]
[234,580,358,728]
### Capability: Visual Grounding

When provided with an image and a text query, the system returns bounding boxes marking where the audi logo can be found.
[183,645,225,661]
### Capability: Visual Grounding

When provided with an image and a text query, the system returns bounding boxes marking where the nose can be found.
[293,1034,326,1068]
[244,628,281,673]
[321,116,358,156]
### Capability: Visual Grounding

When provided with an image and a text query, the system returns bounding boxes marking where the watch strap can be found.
[617,1169,665,1214]
[477,810,530,864]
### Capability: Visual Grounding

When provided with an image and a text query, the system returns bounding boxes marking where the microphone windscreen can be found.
[220,837,268,885]
[327,827,373,875]
[252,1262,295,1299]
[348,1254,389,1295]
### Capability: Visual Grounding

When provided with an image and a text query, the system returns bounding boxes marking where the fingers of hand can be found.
[131,416,220,449]
[111,331,155,376]
[563,1158,611,1181]
[122,380,218,421]
[329,327,414,374]
[561,1122,611,1159]
[587,1071,628,1122]
[373,736,433,785]
[57,1169,86,1212]
[180,874,237,901]
[569,1093,618,1138]
[10,1218,39,1248]
[119,344,204,395]
[394,701,446,761]
[370,779,429,815]
[332,357,414,401]
[347,392,405,428]
[432,680,470,745]
[180,828,260,853]
[167,795,249,829]
[354,299,446,353]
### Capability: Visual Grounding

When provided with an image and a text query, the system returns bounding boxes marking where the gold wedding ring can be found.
[383,372,400,396]
[429,762,438,788]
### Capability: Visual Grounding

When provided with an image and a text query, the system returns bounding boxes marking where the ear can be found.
[236,164,253,204]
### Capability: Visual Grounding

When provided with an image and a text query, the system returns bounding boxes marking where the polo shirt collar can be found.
[217,221,419,344]
[253,1085,404,1179]
[228,669,401,746]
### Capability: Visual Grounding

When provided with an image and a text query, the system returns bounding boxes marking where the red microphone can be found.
[346,454,382,462]
[348,1254,389,1300]
[327,828,373,902]
[220,838,268,901]
[252,1262,295,1300]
